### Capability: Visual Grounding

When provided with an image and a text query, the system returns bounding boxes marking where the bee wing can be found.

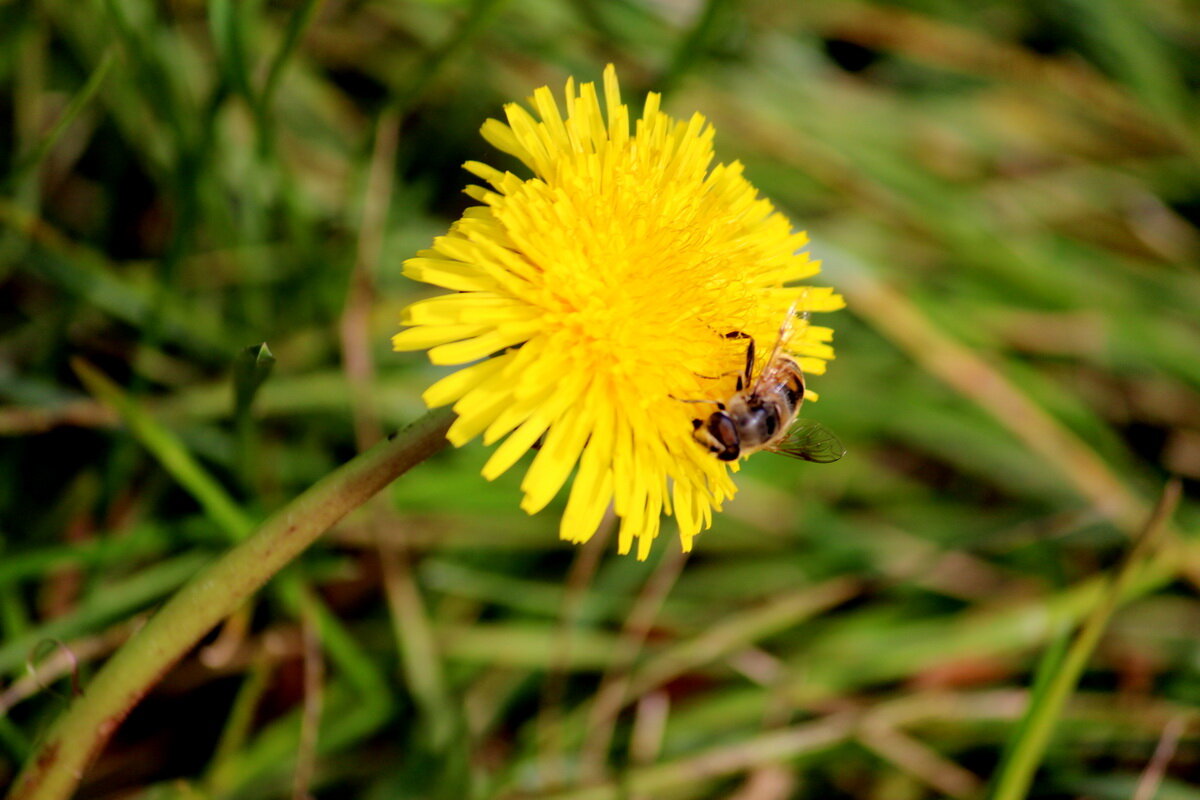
[766,418,846,463]
[753,300,799,388]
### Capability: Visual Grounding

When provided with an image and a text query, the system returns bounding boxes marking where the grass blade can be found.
[989,479,1183,800]
[73,358,255,541]
[4,49,116,190]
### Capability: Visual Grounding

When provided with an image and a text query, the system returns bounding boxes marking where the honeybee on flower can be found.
[394,64,844,559]
[690,304,845,465]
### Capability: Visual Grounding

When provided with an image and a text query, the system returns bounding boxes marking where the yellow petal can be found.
[447,385,510,446]
[520,401,593,514]
[422,355,512,408]
[403,257,498,292]
[392,324,490,352]
[428,324,537,365]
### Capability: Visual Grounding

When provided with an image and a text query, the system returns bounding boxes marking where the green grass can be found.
[2,0,1200,798]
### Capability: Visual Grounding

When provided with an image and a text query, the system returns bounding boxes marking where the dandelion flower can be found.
[394,65,844,559]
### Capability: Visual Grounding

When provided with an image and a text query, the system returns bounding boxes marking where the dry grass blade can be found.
[580,546,688,780]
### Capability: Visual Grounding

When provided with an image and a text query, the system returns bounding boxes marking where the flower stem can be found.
[7,407,454,800]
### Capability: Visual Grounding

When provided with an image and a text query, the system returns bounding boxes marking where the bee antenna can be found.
[670,394,721,407]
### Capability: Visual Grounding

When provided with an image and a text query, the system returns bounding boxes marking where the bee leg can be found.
[691,417,723,454]
[723,330,755,390]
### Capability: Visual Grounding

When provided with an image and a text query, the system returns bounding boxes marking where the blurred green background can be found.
[2,0,1200,798]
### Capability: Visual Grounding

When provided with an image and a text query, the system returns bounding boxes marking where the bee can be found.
[691,307,845,464]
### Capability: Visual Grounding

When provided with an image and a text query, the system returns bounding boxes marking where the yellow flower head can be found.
[394,65,844,559]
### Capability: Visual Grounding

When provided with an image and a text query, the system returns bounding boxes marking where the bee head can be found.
[696,411,740,461]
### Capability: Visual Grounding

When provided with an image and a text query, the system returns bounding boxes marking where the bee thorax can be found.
[726,396,787,449]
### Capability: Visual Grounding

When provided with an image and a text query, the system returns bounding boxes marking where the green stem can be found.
[7,408,454,800]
